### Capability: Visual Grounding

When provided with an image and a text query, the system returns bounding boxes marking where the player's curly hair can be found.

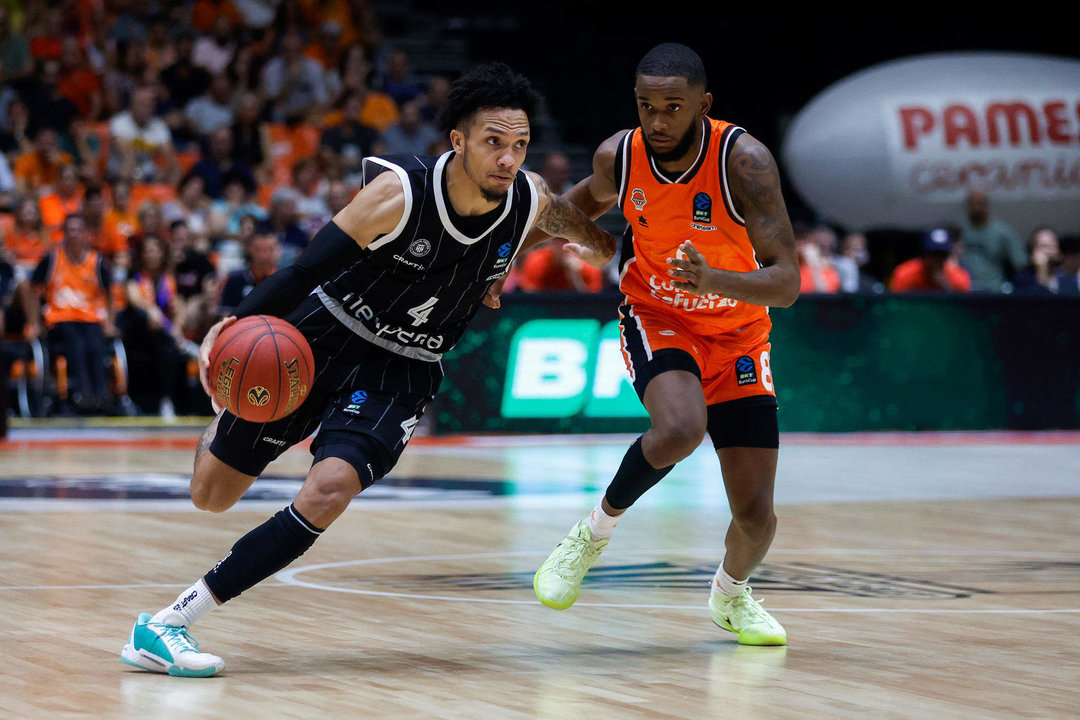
[437,62,543,133]
[636,43,707,88]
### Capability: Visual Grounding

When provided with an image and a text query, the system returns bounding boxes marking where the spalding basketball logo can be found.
[247,386,271,406]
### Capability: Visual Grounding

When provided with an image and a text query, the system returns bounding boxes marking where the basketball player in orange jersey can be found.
[532,43,800,645]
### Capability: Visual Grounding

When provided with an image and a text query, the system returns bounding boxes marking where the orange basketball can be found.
[208,316,315,423]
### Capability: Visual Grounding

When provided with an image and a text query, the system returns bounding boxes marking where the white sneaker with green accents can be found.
[533,521,609,610]
[709,586,787,646]
[121,613,225,677]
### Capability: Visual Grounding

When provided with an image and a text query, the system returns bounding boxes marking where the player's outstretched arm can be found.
[529,171,617,268]
[518,131,626,256]
[667,133,800,307]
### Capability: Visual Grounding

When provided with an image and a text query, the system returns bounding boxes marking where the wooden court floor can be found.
[1,426,1078,719]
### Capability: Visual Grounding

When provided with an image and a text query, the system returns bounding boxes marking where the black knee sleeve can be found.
[604,436,675,510]
[203,503,323,603]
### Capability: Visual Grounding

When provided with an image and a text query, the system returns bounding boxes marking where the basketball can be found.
[208,316,315,423]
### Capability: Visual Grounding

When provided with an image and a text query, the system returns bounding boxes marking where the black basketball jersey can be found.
[318,151,538,361]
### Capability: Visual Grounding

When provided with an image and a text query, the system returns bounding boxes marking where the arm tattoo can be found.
[535,193,616,258]
[730,140,796,257]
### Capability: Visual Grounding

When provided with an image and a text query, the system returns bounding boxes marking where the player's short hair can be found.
[636,43,707,88]
[437,62,543,133]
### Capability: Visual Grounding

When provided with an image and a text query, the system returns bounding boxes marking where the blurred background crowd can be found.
[0,0,1077,427]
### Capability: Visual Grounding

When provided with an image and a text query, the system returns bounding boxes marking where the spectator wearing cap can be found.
[889,228,971,293]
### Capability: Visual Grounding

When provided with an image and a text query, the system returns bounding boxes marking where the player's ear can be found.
[699,92,713,117]
[449,128,465,154]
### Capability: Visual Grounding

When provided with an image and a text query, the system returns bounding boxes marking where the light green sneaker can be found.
[121,612,225,677]
[709,587,787,646]
[533,521,609,610]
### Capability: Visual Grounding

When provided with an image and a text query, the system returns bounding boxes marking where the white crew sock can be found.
[712,557,748,598]
[151,579,218,627]
[584,500,620,540]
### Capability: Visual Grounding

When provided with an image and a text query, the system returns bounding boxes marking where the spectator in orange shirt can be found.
[190,0,242,35]
[889,228,972,293]
[39,163,85,236]
[82,185,127,260]
[517,238,604,293]
[102,179,139,256]
[13,126,74,195]
[324,45,399,132]
[57,37,103,121]
[1,196,51,274]
[796,224,840,293]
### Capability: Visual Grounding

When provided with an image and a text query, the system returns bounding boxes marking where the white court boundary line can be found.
[5,548,1077,615]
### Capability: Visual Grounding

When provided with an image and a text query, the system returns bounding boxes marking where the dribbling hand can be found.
[199,316,237,396]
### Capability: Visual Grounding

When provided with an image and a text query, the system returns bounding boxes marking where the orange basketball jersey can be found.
[41,248,108,327]
[616,118,770,348]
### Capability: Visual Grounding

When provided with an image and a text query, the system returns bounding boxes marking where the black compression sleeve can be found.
[233,221,365,318]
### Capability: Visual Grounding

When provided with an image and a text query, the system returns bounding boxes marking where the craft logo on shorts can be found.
[693,192,712,223]
[409,238,432,257]
[631,188,647,211]
[247,386,271,406]
[735,355,758,386]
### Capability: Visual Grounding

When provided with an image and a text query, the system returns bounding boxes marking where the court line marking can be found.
[6,546,1077,617]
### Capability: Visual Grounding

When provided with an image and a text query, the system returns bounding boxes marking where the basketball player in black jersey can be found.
[120,63,616,677]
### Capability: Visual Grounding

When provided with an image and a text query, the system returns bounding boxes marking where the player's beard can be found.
[649,120,699,163]
[462,148,511,203]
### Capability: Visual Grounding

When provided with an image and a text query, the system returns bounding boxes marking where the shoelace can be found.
[152,624,200,654]
[551,534,601,577]
[731,588,774,623]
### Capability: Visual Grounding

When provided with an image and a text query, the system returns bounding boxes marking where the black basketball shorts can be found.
[209,295,441,486]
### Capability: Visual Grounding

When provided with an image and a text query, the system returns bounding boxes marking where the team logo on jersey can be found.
[735,356,758,386]
[631,188,647,211]
[409,238,432,257]
[638,215,649,228]
[247,386,271,406]
[693,193,712,223]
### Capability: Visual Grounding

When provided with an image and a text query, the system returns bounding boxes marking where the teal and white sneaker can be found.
[709,587,787,646]
[533,521,609,610]
[121,613,225,677]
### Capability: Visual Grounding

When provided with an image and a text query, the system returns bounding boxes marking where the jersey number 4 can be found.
[407,296,439,326]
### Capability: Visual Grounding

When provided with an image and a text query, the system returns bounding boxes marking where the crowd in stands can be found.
[0,0,456,419]
[0,1,1077,428]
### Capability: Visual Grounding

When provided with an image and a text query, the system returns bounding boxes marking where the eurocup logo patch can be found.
[351,390,368,405]
[247,386,271,406]
[631,188,647,211]
[735,356,758,386]
[494,241,513,269]
[693,193,712,223]
[409,238,432,257]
